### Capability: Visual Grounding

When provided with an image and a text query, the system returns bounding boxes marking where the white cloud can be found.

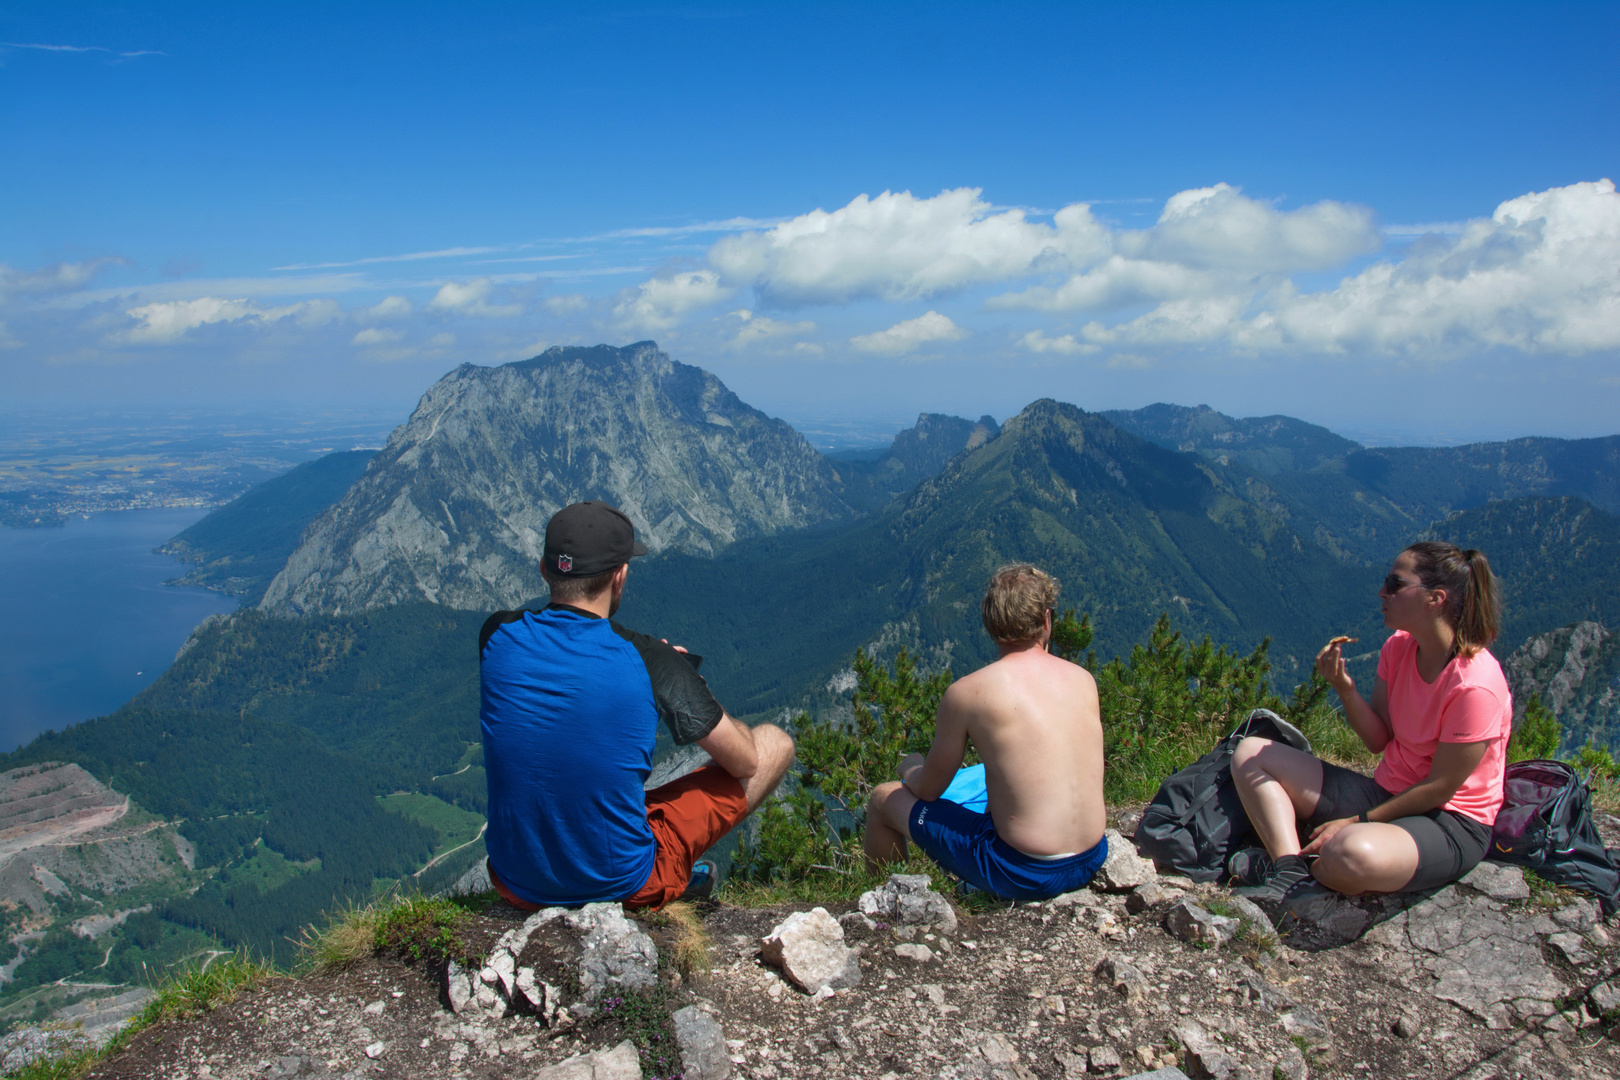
[612,270,732,332]
[543,293,590,315]
[428,278,521,317]
[275,246,504,271]
[710,188,1109,306]
[1121,183,1378,273]
[728,309,815,349]
[991,184,1378,314]
[352,327,403,346]
[0,257,125,300]
[122,296,339,343]
[1085,179,1620,356]
[366,296,412,319]
[1017,330,1097,355]
[851,311,968,355]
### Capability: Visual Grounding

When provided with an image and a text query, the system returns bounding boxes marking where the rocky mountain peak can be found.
[259,342,854,616]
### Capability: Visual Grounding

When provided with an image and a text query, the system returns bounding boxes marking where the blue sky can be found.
[3,2,1618,444]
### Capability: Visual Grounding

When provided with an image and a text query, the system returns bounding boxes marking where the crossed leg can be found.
[863,780,921,872]
[1230,736,1420,895]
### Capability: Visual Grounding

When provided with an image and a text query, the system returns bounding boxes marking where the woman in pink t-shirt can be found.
[1228,541,1512,903]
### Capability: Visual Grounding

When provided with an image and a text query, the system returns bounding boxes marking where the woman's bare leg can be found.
[1312,824,1419,894]
[1230,737,1326,857]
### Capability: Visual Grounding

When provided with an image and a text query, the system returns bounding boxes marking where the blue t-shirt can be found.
[479,605,722,906]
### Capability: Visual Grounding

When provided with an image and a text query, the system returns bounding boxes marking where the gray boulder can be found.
[760,907,862,994]
[859,873,959,933]
[1093,830,1157,891]
[1164,900,1239,947]
[671,1005,730,1080]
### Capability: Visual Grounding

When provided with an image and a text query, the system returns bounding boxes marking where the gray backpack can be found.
[1136,708,1313,881]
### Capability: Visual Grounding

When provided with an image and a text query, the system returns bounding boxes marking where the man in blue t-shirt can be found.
[480,500,795,909]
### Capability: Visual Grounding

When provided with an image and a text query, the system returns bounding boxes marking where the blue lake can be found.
[0,509,238,752]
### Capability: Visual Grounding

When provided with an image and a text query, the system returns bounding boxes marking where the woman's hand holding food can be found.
[1315,635,1358,695]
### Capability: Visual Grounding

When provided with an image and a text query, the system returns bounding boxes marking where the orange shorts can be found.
[489,764,748,912]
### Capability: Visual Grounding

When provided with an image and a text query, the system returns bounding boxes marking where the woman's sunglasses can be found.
[1382,573,1424,594]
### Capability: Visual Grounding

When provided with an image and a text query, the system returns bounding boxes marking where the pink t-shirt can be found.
[1374,630,1513,826]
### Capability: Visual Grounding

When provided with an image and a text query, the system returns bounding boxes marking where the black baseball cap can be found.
[543,501,648,577]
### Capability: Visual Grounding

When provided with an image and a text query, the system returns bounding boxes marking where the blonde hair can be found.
[981,564,1060,644]
[1405,541,1501,657]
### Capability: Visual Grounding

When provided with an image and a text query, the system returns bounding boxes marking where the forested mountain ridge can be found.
[623,397,1378,706]
[260,342,860,616]
[1108,401,1620,566]
[159,450,374,603]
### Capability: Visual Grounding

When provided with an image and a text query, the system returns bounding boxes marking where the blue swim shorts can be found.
[907,797,1108,901]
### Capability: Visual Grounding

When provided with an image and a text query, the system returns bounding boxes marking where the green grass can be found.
[378,793,486,859]
[298,891,494,973]
[221,843,317,893]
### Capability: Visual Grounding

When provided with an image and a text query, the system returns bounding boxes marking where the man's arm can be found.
[697,712,761,780]
[901,684,971,801]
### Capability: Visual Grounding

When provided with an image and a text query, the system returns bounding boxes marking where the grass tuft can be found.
[138,951,276,1026]
[372,894,483,967]
[297,891,492,974]
[642,901,712,982]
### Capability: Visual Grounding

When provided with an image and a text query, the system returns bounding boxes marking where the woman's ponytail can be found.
[1405,541,1501,657]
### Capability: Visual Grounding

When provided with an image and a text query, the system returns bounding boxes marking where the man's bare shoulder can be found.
[951,649,1096,694]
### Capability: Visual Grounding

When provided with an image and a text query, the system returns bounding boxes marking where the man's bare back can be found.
[930,643,1105,856]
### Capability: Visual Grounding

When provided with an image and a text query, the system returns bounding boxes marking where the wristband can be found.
[1357,810,1370,824]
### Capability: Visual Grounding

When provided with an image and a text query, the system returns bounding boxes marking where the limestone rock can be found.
[1274,1044,1308,1080]
[566,903,660,1001]
[760,907,862,994]
[672,1005,730,1080]
[1120,1071,1192,1080]
[1095,955,1150,1001]
[447,859,492,898]
[533,1038,643,1080]
[1459,860,1530,901]
[1548,931,1592,966]
[1048,888,1102,910]
[1164,900,1239,947]
[1088,1044,1123,1072]
[1591,981,1620,1015]
[1367,884,1567,1029]
[894,942,936,963]
[1174,1020,1235,1079]
[1093,830,1157,892]
[859,873,959,933]
[1126,882,1181,914]
[1220,896,1276,941]
[1279,1006,1332,1049]
[1237,973,1298,1013]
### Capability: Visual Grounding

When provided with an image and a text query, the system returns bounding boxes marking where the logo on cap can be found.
[557,554,573,573]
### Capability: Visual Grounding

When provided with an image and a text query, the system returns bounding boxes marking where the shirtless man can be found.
[863,564,1108,900]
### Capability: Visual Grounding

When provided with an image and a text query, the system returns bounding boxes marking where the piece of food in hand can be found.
[1328,635,1357,646]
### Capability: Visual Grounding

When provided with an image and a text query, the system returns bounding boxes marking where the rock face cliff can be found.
[1506,620,1620,753]
[260,343,854,615]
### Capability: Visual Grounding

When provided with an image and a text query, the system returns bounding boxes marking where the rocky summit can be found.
[42,825,1620,1080]
[260,343,853,615]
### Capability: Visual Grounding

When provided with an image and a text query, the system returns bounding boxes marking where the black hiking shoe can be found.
[1225,847,1274,886]
[1232,853,1312,904]
[679,859,717,902]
